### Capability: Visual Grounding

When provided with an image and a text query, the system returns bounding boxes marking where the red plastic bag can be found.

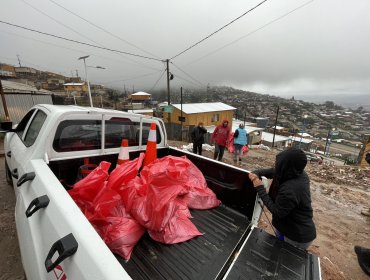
[68,161,111,215]
[107,153,145,190]
[89,186,145,260]
[130,177,187,231]
[91,216,145,260]
[182,159,221,210]
[227,133,249,154]
[148,201,202,244]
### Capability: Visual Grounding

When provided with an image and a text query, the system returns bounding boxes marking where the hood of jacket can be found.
[275,147,307,183]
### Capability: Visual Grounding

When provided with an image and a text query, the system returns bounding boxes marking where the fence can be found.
[0,93,53,123]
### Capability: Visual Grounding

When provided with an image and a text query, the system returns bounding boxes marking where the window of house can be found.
[211,114,220,122]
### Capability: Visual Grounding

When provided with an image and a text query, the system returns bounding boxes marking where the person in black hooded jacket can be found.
[248,147,316,250]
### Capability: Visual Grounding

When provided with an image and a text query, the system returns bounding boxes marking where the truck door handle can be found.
[6,151,11,157]
[11,168,18,179]
[25,195,50,218]
[17,172,36,187]
[45,233,78,273]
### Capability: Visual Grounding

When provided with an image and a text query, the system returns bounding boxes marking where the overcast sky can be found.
[1,0,370,102]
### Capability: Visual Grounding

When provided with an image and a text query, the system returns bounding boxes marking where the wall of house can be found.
[163,108,234,126]
[64,84,88,93]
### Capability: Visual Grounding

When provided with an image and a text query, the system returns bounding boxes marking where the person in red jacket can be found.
[211,120,230,161]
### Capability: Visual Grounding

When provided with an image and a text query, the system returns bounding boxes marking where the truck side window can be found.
[15,109,36,140]
[105,118,137,148]
[23,110,47,147]
[53,120,101,152]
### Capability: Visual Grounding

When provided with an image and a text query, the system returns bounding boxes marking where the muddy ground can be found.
[0,143,369,279]
[202,146,370,280]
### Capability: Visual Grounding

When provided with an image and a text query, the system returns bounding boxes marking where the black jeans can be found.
[214,144,225,161]
[193,143,203,155]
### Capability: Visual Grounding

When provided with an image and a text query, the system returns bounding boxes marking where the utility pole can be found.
[75,70,79,77]
[166,59,170,105]
[272,105,280,149]
[16,54,22,67]
[180,87,183,141]
[166,59,172,138]
[0,79,10,121]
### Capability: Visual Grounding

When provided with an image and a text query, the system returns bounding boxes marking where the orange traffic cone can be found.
[143,122,157,166]
[117,139,129,165]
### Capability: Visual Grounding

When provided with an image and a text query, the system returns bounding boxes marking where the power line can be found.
[150,70,166,91]
[0,28,161,71]
[170,62,205,87]
[0,20,163,62]
[173,73,203,88]
[99,70,163,84]
[170,0,269,60]
[20,0,161,70]
[20,0,103,48]
[186,0,314,66]
[48,0,160,59]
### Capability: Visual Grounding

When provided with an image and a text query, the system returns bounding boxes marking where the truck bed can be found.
[49,147,320,280]
[119,205,250,280]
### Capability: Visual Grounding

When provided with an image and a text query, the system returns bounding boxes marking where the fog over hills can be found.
[280,94,370,110]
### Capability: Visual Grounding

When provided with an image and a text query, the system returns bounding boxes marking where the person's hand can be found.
[248,173,263,188]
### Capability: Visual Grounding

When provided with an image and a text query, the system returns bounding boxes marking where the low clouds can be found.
[1,0,369,100]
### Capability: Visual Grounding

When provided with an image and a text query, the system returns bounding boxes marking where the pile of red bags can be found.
[68,154,220,260]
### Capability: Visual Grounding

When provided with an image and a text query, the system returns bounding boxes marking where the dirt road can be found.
[0,158,24,280]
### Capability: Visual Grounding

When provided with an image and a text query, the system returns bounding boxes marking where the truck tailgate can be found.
[119,205,250,280]
[224,227,321,280]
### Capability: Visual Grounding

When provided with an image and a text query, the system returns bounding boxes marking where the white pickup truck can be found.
[2,104,321,280]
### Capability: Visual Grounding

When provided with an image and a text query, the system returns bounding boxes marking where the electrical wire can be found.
[0,20,163,62]
[0,28,161,71]
[48,0,160,59]
[186,0,314,66]
[172,73,203,88]
[170,0,269,60]
[20,0,103,48]
[170,62,205,87]
[150,70,166,91]
[98,70,163,84]
[20,0,162,70]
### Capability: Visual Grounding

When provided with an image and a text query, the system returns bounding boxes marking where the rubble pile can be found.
[306,164,370,191]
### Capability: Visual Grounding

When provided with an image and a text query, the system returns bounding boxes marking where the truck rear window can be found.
[53,120,101,152]
[53,119,162,152]
[105,119,161,148]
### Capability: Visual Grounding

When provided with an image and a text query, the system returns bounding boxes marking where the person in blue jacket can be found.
[233,124,248,165]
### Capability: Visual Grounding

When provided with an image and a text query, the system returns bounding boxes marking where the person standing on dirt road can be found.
[211,120,230,161]
[248,147,316,250]
[191,122,207,155]
[233,123,248,165]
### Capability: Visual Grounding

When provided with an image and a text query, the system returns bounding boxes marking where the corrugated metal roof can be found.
[262,132,291,143]
[127,109,153,113]
[171,102,236,114]
[2,80,51,94]
[63,83,85,86]
[132,91,151,96]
